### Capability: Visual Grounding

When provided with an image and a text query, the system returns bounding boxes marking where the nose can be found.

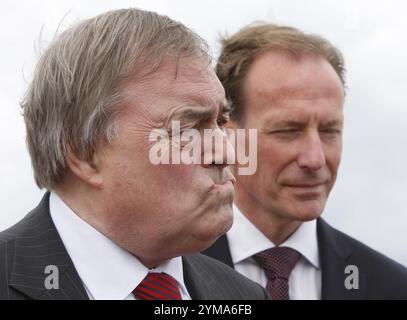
[297,131,326,171]
[201,127,235,169]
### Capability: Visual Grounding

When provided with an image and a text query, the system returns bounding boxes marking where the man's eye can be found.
[217,118,229,128]
[181,121,200,131]
[266,129,300,140]
[270,129,299,134]
[278,129,297,133]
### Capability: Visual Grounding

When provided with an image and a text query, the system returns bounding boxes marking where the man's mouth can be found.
[218,176,236,186]
[210,167,236,186]
[285,183,325,188]
[211,175,236,198]
[283,182,326,195]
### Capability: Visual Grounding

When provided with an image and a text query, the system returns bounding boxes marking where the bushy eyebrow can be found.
[320,119,343,127]
[265,118,343,129]
[167,99,232,123]
[169,106,213,123]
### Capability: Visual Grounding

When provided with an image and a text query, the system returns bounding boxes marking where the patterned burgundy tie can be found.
[254,247,301,300]
[133,272,182,300]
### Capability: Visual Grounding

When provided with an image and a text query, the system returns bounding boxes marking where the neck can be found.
[234,188,301,246]
[53,178,170,271]
[53,181,103,230]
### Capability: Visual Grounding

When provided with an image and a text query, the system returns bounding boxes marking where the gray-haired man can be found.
[0,8,268,300]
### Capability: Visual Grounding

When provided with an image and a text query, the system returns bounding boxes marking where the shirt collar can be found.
[227,204,320,269]
[49,191,188,300]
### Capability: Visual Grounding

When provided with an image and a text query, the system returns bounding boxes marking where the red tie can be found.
[254,247,301,300]
[133,272,183,300]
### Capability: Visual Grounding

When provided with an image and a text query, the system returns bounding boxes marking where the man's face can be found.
[95,56,234,265]
[235,51,344,222]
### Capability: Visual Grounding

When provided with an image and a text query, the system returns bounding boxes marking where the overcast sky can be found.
[1,0,406,266]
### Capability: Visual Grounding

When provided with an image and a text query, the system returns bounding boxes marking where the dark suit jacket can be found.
[0,193,268,300]
[203,218,407,299]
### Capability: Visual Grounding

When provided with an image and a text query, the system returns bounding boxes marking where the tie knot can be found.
[134,272,182,300]
[254,247,301,280]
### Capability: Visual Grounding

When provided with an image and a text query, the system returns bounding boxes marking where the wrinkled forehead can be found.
[121,55,226,119]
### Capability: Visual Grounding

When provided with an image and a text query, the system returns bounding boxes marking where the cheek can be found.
[160,165,199,187]
[149,165,210,208]
[325,145,342,176]
[257,140,292,178]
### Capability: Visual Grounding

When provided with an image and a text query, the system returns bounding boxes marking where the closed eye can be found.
[275,129,299,133]
[266,128,301,141]
[268,128,300,134]
[320,128,342,134]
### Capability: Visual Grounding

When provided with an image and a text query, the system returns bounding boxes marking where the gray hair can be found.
[21,8,210,189]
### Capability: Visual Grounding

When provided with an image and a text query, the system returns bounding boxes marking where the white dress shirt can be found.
[49,192,191,300]
[227,204,321,300]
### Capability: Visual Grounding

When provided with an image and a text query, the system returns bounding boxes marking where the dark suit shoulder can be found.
[319,219,407,299]
[0,193,60,300]
[183,253,269,300]
[325,221,407,276]
[0,194,51,243]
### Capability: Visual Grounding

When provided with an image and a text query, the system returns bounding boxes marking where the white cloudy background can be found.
[1,0,406,266]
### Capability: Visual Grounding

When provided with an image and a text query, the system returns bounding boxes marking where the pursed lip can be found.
[218,176,236,186]
[211,176,236,195]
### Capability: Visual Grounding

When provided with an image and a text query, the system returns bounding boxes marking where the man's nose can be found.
[297,131,326,171]
[201,127,235,168]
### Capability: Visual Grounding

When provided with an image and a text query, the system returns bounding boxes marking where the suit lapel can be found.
[201,235,234,268]
[317,218,367,299]
[8,193,88,300]
[182,255,225,300]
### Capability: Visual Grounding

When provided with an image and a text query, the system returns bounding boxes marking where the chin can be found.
[218,204,234,231]
[293,212,322,222]
[192,207,234,251]
[291,202,325,221]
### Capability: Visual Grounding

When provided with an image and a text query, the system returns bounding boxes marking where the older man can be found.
[0,9,268,300]
[203,23,407,299]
